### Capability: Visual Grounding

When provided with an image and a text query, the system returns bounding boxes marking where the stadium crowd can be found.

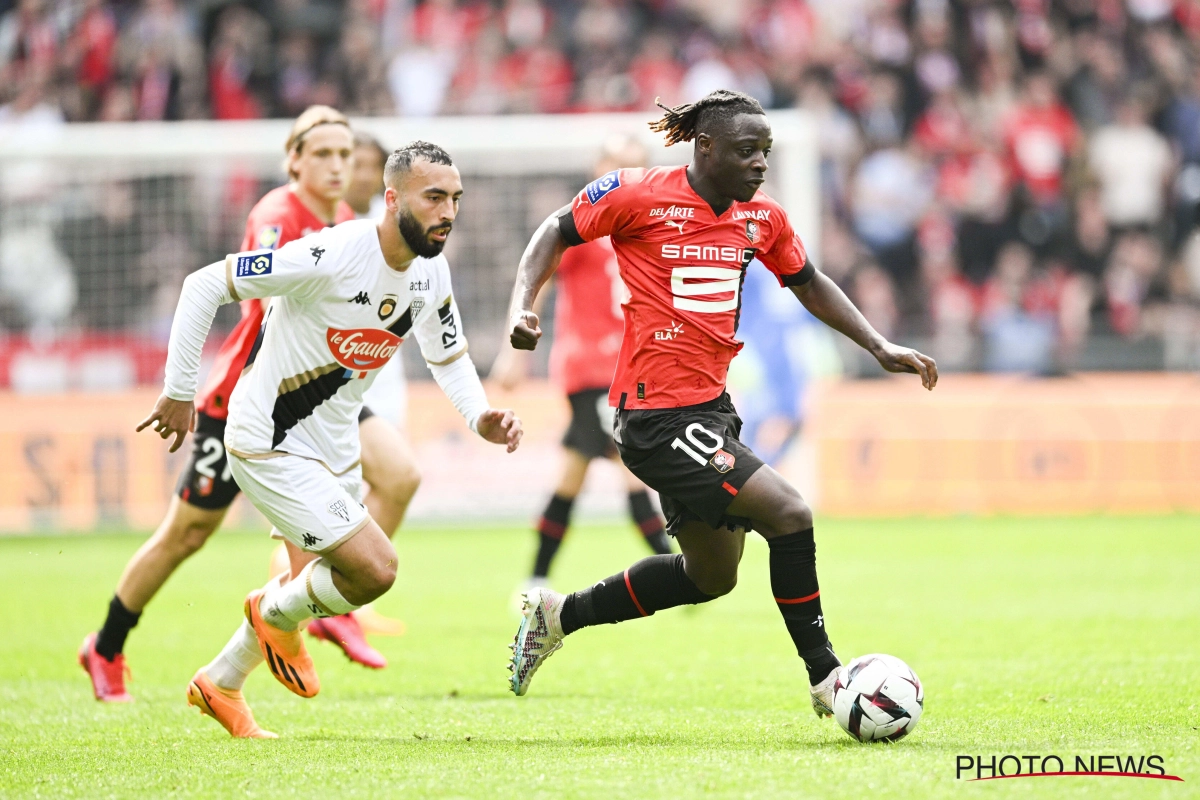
[2,0,1200,370]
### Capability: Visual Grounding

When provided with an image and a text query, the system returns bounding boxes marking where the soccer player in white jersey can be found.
[138,141,522,738]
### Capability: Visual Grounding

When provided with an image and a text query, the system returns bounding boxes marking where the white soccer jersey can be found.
[217,219,466,473]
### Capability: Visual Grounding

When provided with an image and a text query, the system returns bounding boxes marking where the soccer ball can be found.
[832,654,924,742]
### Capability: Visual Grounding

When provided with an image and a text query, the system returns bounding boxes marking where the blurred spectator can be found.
[980,242,1057,372]
[850,143,934,283]
[207,5,271,120]
[1087,93,1173,231]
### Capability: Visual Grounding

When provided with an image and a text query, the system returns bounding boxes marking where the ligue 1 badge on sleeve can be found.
[257,225,282,250]
[378,294,398,320]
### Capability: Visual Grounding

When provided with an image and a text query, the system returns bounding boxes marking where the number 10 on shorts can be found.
[671,423,725,466]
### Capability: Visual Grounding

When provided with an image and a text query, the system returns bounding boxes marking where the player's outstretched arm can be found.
[138,261,233,450]
[790,269,938,390]
[508,205,573,351]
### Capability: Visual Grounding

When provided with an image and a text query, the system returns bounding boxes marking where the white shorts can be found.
[228,453,369,554]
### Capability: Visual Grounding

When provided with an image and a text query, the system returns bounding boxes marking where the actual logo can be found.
[585,170,621,205]
[257,225,282,250]
[745,220,760,244]
[378,294,398,320]
[327,499,350,523]
[236,252,272,277]
[710,449,736,473]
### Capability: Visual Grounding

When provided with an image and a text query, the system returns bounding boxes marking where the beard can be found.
[398,207,450,258]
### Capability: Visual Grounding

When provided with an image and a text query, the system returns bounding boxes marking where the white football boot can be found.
[810,665,846,718]
[508,587,565,696]
[510,576,550,618]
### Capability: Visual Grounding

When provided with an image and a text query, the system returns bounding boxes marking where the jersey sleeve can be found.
[569,168,645,242]
[225,234,332,304]
[759,211,814,287]
[412,258,470,366]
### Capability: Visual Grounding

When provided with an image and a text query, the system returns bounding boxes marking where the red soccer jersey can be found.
[549,237,626,395]
[195,186,354,419]
[569,165,810,410]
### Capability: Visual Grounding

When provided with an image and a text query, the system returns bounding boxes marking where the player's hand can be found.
[136,395,196,452]
[476,408,523,453]
[872,342,938,390]
[509,310,541,351]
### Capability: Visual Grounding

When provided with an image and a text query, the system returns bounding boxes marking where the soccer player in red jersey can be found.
[493,136,671,597]
[506,90,938,716]
[79,106,418,701]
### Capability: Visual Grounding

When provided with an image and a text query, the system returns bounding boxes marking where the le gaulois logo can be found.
[326,328,401,371]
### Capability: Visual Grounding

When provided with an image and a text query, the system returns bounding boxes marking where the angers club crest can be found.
[745,220,761,244]
[709,449,736,474]
[378,294,398,320]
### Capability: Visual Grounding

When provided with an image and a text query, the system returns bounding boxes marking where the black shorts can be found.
[563,387,617,460]
[175,412,240,510]
[358,404,375,423]
[615,392,765,536]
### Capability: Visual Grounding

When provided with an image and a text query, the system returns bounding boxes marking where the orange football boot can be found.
[244,589,320,698]
[186,671,277,739]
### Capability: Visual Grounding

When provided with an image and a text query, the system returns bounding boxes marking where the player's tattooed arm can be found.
[508,204,575,350]
[790,267,939,391]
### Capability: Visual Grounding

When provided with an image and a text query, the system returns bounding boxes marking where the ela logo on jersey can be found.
[236,252,272,277]
[585,170,621,204]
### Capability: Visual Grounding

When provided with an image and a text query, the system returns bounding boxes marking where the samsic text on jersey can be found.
[568,165,814,410]
[223,219,466,474]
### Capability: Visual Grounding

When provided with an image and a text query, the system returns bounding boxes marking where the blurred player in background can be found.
[140,140,520,738]
[492,135,671,601]
[506,90,938,716]
[79,107,418,703]
[729,262,818,465]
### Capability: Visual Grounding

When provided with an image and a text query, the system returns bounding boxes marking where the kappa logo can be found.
[585,170,621,204]
[664,220,687,234]
[328,499,350,522]
[235,252,272,277]
[311,246,325,265]
[378,294,398,320]
[349,291,371,305]
[709,449,736,474]
[302,533,321,548]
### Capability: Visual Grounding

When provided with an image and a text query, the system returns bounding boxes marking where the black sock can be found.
[768,529,840,684]
[531,494,574,578]
[628,490,672,555]
[95,595,140,662]
[559,553,715,634]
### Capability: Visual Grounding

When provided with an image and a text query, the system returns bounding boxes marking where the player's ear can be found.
[695,132,712,158]
[384,186,399,213]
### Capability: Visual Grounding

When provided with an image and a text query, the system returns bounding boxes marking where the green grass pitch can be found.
[1,515,1197,799]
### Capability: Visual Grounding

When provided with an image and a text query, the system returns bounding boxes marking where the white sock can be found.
[204,620,263,691]
[258,559,359,631]
[307,559,359,616]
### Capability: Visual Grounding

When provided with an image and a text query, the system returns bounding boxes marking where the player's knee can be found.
[361,559,398,600]
[777,496,813,534]
[687,563,738,597]
[170,517,220,558]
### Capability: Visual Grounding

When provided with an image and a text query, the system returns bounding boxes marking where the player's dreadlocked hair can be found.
[384,140,454,186]
[648,90,766,146]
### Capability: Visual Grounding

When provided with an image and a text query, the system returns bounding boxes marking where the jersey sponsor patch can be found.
[585,170,621,205]
[257,225,282,249]
[236,252,273,277]
[326,327,402,370]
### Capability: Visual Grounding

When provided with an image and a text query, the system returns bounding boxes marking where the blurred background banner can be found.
[0,374,1194,533]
